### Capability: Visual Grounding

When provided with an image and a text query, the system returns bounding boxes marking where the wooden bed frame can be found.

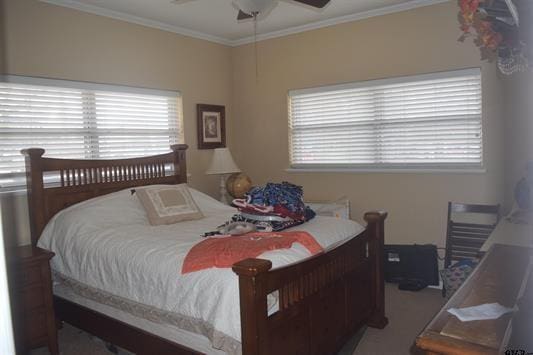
[22,145,388,355]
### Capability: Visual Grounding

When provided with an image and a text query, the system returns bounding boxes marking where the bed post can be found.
[170,144,189,183]
[21,148,46,246]
[232,258,272,355]
[364,211,388,329]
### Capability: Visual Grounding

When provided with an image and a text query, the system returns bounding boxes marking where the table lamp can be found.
[206,148,241,204]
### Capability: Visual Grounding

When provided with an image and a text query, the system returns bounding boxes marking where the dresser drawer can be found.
[24,308,48,348]
[7,246,58,354]
[11,264,42,289]
[21,285,45,311]
[14,308,48,351]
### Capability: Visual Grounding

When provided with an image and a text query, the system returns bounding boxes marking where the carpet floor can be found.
[353,284,445,355]
[30,283,444,355]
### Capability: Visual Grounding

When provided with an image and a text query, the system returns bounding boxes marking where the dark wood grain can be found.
[54,297,200,355]
[22,146,388,354]
[444,202,500,269]
[22,144,188,246]
[232,211,388,355]
[196,104,226,149]
[416,244,533,355]
[293,0,330,8]
[7,246,58,355]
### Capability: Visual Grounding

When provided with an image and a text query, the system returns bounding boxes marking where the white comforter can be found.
[37,186,365,352]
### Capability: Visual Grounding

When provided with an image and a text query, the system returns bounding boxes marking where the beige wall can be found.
[502,2,533,209]
[0,0,512,250]
[1,0,233,246]
[503,73,533,209]
[230,1,506,248]
[0,0,5,74]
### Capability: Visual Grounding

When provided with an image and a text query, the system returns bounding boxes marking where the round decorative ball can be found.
[226,173,252,198]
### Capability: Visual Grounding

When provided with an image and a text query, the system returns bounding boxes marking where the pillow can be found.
[440,264,475,299]
[136,184,204,225]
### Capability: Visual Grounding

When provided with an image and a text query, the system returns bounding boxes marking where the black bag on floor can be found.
[384,244,439,290]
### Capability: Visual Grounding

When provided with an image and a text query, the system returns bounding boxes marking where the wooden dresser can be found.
[479,218,533,253]
[416,244,533,355]
[7,246,59,355]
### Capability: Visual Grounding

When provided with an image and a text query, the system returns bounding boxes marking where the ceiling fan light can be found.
[234,0,274,15]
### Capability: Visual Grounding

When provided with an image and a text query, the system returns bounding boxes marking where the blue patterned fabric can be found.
[246,181,307,215]
[441,260,478,299]
[203,182,316,236]
[229,207,316,232]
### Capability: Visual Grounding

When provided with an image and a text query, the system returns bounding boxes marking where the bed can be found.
[22,144,388,355]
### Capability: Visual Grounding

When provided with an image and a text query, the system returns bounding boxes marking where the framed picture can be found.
[197,104,226,149]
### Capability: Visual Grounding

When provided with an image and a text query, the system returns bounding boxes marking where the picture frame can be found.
[197,104,226,149]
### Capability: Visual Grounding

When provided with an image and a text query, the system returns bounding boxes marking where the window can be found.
[0,76,183,189]
[288,68,483,172]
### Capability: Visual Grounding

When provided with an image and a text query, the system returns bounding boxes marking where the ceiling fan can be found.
[234,0,330,20]
[171,0,331,21]
[170,0,330,79]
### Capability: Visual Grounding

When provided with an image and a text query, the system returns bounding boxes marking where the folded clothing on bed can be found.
[182,231,323,274]
[233,181,314,222]
[217,181,316,235]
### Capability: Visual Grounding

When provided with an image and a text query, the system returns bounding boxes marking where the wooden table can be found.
[416,244,532,355]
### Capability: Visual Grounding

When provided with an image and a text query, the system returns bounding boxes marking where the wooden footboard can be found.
[22,146,387,355]
[233,211,388,355]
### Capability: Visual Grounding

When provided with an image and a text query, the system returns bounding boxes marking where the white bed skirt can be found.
[54,282,228,355]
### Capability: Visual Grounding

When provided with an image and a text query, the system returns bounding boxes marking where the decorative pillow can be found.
[136,185,204,225]
[440,264,475,299]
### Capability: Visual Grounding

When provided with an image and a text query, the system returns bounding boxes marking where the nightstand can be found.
[7,246,59,355]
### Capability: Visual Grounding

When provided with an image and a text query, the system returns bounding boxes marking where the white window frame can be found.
[287,68,484,174]
[0,75,184,190]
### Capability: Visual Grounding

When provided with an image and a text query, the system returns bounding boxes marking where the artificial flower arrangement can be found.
[458,0,528,73]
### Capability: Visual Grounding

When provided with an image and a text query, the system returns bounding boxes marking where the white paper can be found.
[447,303,514,322]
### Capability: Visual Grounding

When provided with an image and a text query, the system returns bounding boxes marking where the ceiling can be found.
[41,0,447,46]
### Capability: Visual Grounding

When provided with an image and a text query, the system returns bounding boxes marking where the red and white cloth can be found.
[182,231,323,274]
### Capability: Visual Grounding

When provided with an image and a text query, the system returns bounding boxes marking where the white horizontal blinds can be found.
[289,68,483,169]
[0,83,88,183]
[0,76,182,188]
[93,91,180,158]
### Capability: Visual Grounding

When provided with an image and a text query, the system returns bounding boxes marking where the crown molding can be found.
[40,0,449,47]
[232,0,449,46]
[39,0,234,46]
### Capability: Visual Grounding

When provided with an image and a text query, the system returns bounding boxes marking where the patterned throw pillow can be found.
[136,185,204,225]
[440,264,475,299]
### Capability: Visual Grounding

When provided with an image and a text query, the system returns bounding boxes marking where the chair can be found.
[441,202,500,297]
[444,202,500,268]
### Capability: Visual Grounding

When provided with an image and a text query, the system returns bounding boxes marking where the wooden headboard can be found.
[22,144,189,246]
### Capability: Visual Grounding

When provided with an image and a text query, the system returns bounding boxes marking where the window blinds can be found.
[288,68,483,171]
[0,76,182,188]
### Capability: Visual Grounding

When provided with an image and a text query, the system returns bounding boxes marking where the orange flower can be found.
[459,0,481,34]
[458,0,505,57]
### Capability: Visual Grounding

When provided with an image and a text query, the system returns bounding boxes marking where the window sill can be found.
[285,167,487,174]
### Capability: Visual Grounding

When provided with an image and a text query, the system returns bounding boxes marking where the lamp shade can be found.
[205,148,241,175]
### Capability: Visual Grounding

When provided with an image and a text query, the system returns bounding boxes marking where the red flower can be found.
[457,0,508,59]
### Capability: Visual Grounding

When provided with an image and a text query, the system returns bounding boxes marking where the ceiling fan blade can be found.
[237,10,254,20]
[170,0,197,4]
[291,0,330,8]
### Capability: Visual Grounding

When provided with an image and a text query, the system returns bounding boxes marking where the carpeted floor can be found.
[30,283,445,355]
[353,284,445,355]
